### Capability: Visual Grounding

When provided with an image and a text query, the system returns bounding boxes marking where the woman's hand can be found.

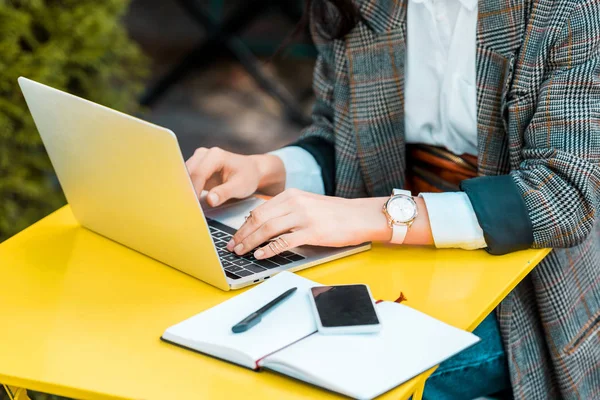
[226,189,393,259]
[185,147,286,207]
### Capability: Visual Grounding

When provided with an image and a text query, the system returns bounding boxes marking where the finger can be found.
[227,196,292,251]
[207,174,249,207]
[254,233,305,260]
[189,151,223,191]
[188,149,226,198]
[250,187,302,210]
[233,214,301,255]
[203,174,222,192]
[227,188,305,250]
[185,147,208,172]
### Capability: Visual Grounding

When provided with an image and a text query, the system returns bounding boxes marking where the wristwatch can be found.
[382,189,418,244]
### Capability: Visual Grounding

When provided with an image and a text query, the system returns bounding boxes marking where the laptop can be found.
[18,77,370,291]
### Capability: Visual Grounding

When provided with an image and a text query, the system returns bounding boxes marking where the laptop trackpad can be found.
[203,196,266,230]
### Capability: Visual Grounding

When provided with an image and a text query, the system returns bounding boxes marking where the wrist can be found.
[250,154,286,196]
[351,197,393,243]
[363,195,434,245]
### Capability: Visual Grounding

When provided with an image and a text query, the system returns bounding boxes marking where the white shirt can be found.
[271,0,486,250]
[405,0,478,156]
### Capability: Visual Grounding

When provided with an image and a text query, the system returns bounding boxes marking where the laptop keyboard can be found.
[206,218,306,280]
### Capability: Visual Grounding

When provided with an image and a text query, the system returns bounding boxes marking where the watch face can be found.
[387,196,417,223]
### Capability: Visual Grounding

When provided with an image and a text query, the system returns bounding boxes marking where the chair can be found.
[140,0,313,126]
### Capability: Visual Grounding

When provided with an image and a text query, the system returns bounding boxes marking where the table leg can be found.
[410,365,437,400]
[411,379,425,400]
[2,385,31,400]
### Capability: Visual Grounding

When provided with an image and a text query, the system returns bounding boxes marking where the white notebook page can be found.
[163,272,318,368]
[262,302,480,400]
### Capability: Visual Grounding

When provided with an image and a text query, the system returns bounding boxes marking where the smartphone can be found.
[308,284,381,335]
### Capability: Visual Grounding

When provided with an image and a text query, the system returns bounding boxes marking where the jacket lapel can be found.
[355,0,405,34]
[346,0,525,194]
[475,0,525,176]
[346,0,408,196]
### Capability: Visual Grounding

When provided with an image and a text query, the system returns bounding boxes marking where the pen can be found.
[231,287,298,333]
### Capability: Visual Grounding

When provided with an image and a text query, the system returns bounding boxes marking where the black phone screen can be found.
[310,285,379,327]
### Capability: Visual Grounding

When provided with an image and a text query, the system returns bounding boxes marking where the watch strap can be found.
[390,189,412,245]
[393,189,411,196]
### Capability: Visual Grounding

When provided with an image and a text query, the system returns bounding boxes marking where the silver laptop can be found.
[18,77,370,291]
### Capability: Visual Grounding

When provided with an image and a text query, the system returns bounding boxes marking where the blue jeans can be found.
[423,312,511,400]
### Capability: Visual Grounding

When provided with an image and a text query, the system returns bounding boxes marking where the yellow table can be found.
[0,206,549,400]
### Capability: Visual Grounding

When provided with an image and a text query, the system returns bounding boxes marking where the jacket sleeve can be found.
[286,25,337,196]
[461,3,600,255]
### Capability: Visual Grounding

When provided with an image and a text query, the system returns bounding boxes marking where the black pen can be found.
[231,287,298,333]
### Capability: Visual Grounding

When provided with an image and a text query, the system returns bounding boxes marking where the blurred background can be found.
[1,2,316,398]
[0,0,317,245]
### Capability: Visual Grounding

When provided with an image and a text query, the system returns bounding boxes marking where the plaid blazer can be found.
[293,0,600,398]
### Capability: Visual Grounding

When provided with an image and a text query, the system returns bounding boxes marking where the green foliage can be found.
[0,0,147,241]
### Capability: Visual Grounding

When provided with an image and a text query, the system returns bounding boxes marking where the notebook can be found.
[161,272,480,400]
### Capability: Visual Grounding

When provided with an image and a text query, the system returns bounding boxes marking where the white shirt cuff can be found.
[419,192,487,250]
[269,147,325,195]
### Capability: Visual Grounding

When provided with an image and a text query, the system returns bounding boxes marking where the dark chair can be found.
[140,0,312,126]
